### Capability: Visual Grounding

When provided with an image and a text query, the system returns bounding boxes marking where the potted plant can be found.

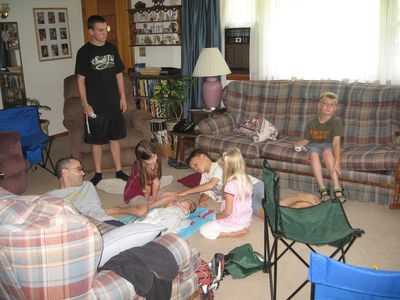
[153,77,193,130]
[26,98,51,134]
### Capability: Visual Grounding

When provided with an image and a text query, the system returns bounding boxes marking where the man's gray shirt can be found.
[47,181,116,222]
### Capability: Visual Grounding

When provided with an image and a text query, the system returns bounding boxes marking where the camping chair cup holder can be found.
[262,159,364,300]
[0,106,56,176]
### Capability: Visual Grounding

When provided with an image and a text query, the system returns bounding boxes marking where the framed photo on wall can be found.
[33,8,72,61]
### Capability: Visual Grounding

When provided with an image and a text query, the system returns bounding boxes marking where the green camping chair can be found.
[262,160,364,300]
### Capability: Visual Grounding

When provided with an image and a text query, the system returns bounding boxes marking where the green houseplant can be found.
[153,77,194,122]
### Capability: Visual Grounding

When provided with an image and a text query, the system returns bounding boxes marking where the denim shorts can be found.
[307,143,333,154]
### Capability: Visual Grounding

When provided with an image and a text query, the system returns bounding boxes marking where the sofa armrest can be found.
[93,270,136,299]
[0,132,23,156]
[63,96,84,130]
[153,233,193,270]
[199,112,236,134]
[125,109,152,140]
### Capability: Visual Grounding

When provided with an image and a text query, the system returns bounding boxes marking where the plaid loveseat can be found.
[197,80,400,207]
[0,187,200,300]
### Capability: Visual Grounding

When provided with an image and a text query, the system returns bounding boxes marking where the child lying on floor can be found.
[137,199,197,234]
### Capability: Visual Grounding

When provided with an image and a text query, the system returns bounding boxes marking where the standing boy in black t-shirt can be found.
[75,15,129,185]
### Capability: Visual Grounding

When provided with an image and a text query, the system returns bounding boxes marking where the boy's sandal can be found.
[319,188,331,201]
[333,188,347,204]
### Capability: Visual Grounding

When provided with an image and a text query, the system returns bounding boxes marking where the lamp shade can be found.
[192,48,231,77]
[192,48,231,109]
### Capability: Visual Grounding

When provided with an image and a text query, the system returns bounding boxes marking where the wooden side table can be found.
[169,130,200,163]
[190,107,226,124]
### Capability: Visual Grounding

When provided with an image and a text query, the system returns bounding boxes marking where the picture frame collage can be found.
[33,8,72,61]
[130,6,181,46]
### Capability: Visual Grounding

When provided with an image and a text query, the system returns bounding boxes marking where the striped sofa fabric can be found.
[196,80,400,207]
[0,188,199,300]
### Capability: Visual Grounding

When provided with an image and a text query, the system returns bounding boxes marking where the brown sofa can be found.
[0,131,27,194]
[63,73,152,172]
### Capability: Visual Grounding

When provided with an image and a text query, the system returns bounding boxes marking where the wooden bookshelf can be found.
[128,71,181,123]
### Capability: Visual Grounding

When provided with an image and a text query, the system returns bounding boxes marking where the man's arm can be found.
[116,72,127,113]
[76,74,93,116]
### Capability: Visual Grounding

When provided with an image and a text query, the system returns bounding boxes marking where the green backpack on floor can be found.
[224,243,264,279]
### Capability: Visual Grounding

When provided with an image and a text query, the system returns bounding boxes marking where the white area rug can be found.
[96,175,174,194]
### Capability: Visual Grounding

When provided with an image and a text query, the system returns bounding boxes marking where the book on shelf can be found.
[139,98,161,118]
[132,78,161,99]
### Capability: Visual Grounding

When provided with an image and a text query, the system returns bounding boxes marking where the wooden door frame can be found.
[80,0,133,69]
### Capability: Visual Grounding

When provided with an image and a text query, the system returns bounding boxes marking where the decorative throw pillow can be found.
[177,172,202,188]
[99,223,164,267]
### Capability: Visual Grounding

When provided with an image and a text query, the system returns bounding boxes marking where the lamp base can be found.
[202,77,222,109]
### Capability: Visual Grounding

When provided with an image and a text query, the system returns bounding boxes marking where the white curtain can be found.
[222,0,400,84]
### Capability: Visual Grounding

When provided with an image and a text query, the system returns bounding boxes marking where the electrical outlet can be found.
[139,47,146,57]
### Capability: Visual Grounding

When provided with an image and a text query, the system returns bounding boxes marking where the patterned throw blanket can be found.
[237,115,279,142]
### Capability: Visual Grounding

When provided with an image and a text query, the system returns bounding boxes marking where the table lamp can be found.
[192,47,231,109]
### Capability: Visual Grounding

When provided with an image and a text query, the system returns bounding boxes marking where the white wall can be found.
[131,0,181,68]
[0,0,84,135]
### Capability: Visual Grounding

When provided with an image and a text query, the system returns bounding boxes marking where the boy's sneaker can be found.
[319,188,331,201]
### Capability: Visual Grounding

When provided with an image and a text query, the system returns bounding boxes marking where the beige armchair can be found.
[63,73,152,172]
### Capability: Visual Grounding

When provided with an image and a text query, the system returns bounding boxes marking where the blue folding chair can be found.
[308,252,400,300]
[0,106,56,175]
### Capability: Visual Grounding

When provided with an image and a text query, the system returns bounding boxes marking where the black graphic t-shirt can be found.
[75,42,124,114]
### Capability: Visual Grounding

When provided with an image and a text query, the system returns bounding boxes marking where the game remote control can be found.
[89,112,97,118]
[295,145,307,152]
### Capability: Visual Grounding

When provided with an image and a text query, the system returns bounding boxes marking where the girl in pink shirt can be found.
[107,140,175,218]
[200,148,253,239]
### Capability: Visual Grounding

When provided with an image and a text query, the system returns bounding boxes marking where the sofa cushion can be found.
[341,144,400,171]
[0,194,79,228]
[341,83,400,145]
[199,112,235,134]
[286,80,347,137]
[196,133,262,159]
[222,80,291,133]
[259,135,310,164]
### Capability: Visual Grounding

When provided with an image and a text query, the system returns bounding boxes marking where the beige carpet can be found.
[25,135,400,300]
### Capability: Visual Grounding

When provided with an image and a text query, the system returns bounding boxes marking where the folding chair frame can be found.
[262,161,364,300]
[263,212,363,299]
[27,136,56,176]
